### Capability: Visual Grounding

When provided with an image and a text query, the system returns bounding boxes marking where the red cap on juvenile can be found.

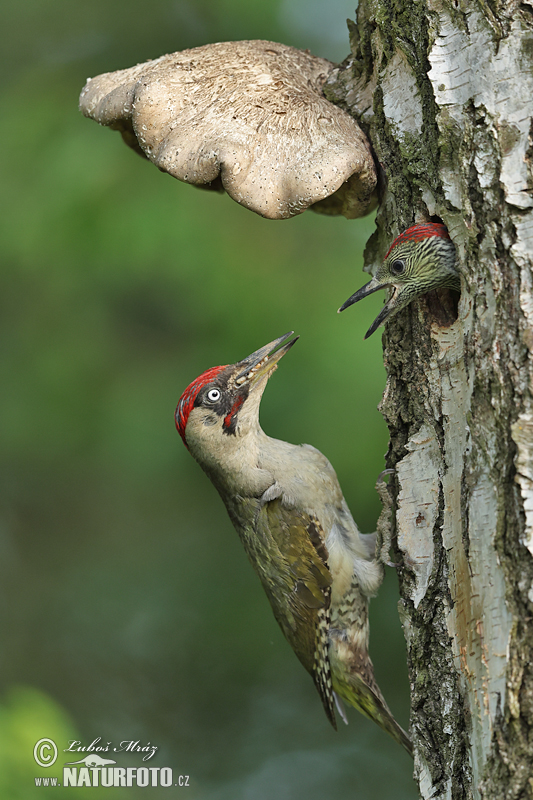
[385,223,450,259]
[175,365,227,445]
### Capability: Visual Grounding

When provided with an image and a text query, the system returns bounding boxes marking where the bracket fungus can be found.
[79,40,377,220]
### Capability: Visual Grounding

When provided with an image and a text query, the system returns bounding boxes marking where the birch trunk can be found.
[326,3,533,798]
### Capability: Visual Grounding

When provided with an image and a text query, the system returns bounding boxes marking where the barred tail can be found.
[333,671,413,757]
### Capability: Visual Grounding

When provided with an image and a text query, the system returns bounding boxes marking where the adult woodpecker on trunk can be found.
[338,222,460,338]
[175,333,412,755]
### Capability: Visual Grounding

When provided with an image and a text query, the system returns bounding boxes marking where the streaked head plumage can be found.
[339,222,460,338]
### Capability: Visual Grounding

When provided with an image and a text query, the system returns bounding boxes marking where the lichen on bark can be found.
[327,2,533,798]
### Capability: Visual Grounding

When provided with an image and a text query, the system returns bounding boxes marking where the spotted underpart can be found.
[331,581,369,642]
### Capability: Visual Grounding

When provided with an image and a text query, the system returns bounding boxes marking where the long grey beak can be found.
[338,277,383,313]
[338,278,397,339]
[362,301,396,339]
[234,332,299,385]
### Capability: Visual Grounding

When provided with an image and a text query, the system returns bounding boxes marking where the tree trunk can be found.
[326,3,533,798]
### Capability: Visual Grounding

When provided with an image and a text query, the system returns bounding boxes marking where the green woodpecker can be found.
[339,222,460,338]
[175,333,412,755]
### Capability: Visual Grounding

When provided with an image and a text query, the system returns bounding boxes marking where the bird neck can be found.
[194,423,274,499]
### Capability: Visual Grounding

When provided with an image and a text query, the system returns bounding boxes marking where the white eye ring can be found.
[206,388,221,403]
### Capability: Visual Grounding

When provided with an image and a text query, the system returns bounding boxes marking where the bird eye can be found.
[206,388,221,403]
[391,259,406,275]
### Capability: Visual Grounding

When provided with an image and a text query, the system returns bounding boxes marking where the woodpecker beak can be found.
[233,332,299,387]
[338,278,398,339]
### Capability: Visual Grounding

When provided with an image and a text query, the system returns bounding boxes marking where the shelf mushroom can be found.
[79,40,377,220]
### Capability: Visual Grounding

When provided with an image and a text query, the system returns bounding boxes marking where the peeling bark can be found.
[326,2,533,798]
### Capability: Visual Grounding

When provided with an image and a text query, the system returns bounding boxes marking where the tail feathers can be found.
[335,675,413,757]
[334,691,349,725]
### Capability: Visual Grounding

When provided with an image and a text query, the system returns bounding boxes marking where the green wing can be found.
[236,497,336,727]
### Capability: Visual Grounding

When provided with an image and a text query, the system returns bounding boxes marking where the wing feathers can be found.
[240,498,337,727]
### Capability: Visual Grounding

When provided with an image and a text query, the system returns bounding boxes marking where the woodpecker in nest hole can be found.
[339,222,460,338]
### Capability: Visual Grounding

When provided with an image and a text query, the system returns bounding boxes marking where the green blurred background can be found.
[1,1,414,797]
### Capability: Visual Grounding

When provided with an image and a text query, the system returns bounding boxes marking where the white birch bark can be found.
[327,3,533,798]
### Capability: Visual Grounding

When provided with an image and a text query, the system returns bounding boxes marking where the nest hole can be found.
[422,287,460,328]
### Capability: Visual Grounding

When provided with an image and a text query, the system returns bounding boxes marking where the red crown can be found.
[175,365,227,445]
[385,223,450,259]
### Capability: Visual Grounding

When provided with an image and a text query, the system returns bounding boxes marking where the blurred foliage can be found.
[0,1,415,798]
[0,687,131,798]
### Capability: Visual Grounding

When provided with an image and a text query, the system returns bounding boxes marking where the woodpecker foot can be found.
[376,468,395,484]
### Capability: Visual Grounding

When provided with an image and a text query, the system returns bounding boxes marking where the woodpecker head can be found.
[338,222,460,338]
[176,333,298,456]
